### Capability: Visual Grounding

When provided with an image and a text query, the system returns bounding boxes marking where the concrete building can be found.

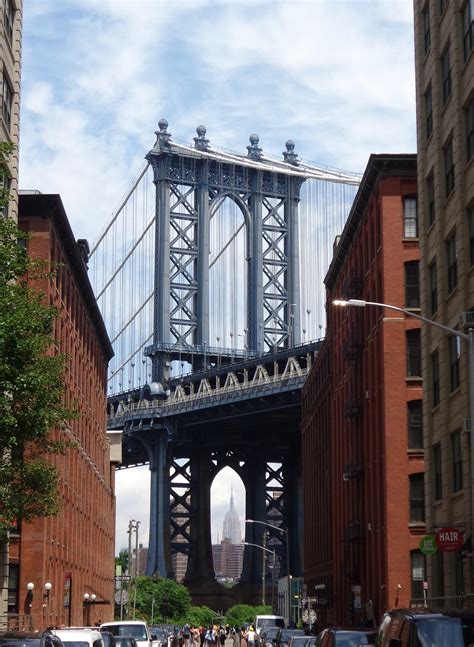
[0,0,22,222]
[7,193,116,629]
[222,489,242,544]
[212,539,244,583]
[413,0,474,598]
[302,155,421,626]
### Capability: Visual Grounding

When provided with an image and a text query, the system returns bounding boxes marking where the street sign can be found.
[419,535,437,555]
[114,575,131,581]
[435,527,464,552]
[309,611,317,624]
[115,590,129,605]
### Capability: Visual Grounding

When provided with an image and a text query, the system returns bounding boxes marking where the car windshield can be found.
[335,632,375,646]
[261,622,284,630]
[62,642,89,647]
[280,632,304,643]
[415,617,464,647]
[103,628,146,641]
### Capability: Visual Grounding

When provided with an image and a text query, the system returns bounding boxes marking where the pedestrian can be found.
[246,626,256,647]
[233,628,240,647]
[183,624,190,647]
[219,627,226,647]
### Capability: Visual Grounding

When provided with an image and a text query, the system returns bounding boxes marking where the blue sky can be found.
[19,0,417,552]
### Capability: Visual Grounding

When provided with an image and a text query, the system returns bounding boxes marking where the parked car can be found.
[287,637,312,647]
[277,630,305,647]
[0,632,63,647]
[112,639,137,647]
[255,618,286,637]
[100,623,152,647]
[262,628,281,647]
[52,628,106,647]
[316,628,376,647]
[377,608,474,647]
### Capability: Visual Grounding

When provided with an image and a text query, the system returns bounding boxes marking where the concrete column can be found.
[145,430,172,577]
[248,171,264,354]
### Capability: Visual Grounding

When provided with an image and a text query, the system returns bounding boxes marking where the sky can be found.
[19,0,417,553]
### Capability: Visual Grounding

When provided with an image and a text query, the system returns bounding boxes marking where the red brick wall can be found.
[302,161,422,627]
[9,210,115,629]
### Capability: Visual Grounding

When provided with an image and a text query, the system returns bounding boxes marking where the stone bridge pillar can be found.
[143,429,173,577]
[240,456,268,585]
[184,446,215,583]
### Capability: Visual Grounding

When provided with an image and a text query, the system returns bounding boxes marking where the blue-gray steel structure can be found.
[101,121,360,606]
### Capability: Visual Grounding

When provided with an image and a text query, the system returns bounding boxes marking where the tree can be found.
[0,147,74,533]
[133,576,192,623]
[224,604,272,629]
[116,548,129,573]
[186,606,215,628]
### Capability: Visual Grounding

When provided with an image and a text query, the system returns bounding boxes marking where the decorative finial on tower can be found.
[283,139,299,165]
[247,133,263,160]
[194,125,210,150]
[154,118,172,150]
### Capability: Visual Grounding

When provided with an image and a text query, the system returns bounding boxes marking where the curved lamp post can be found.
[246,519,290,623]
[242,541,276,608]
[333,298,474,577]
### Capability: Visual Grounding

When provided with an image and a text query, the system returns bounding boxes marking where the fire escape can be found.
[340,275,364,618]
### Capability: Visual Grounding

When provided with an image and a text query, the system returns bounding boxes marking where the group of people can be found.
[171,623,262,647]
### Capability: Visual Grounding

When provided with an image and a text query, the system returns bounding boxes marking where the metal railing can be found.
[411,593,474,609]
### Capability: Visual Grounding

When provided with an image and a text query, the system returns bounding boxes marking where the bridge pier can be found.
[143,429,173,578]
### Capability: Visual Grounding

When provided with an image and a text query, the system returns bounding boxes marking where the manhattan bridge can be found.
[90,119,361,607]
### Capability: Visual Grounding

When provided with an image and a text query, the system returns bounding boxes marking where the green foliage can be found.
[224,604,271,629]
[132,576,192,623]
[0,189,74,532]
[116,548,129,572]
[186,606,215,627]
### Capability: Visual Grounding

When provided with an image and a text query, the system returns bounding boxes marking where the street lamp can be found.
[246,519,291,624]
[242,541,276,608]
[333,298,474,567]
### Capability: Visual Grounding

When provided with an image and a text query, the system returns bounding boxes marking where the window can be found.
[406,329,421,377]
[449,334,461,391]
[436,551,444,597]
[452,430,463,492]
[0,172,11,218]
[423,5,431,54]
[444,137,455,196]
[463,0,473,61]
[1,74,13,131]
[440,0,448,14]
[446,232,458,293]
[426,173,435,226]
[433,442,442,500]
[432,349,440,407]
[411,551,426,600]
[408,400,423,449]
[470,206,474,265]
[441,46,452,104]
[405,261,420,308]
[4,0,14,44]
[455,551,464,595]
[425,86,433,139]
[404,197,418,237]
[409,473,425,523]
[7,562,18,614]
[429,261,438,315]
[467,97,474,161]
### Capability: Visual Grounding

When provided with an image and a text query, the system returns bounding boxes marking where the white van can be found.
[100,621,153,647]
[52,629,105,647]
[255,615,285,636]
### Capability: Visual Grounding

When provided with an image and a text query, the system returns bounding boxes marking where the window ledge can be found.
[449,386,462,399]
[406,376,423,383]
[462,47,474,74]
[425,130,433,149]
[465,156,474,176]
[407,448,424,456]
[451,489,464,502]
[446,284,459,302]
[402,237,420,243]
[443,185,456,209]
[408,522,426,530]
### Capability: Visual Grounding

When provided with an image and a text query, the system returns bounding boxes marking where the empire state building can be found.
[222,489,242,544]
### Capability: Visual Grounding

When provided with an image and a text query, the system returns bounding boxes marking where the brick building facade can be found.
[7,193,115,629]
[302,155,422,626]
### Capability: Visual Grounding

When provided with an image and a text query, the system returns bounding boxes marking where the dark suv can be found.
[376,608,474,647]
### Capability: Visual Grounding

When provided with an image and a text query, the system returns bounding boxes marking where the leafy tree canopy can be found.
[224,605,272,629]
[132,576,192,624]
[0,146,74,533]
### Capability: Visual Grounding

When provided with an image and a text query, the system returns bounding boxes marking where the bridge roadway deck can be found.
[108,340,321,468]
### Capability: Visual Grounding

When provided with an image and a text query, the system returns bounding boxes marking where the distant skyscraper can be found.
[222,488,242,544]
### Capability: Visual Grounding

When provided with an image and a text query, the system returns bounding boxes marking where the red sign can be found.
[435,527,464,552]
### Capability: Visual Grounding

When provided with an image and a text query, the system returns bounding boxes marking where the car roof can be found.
[100,625,146,628]
[52,631,102,640]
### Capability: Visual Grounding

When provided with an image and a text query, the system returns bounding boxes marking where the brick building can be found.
[302,154,422,626]
[413,0,474,597]
[7,193,116,629]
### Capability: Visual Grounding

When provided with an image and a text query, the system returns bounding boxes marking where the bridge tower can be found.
[145,119,304,384]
